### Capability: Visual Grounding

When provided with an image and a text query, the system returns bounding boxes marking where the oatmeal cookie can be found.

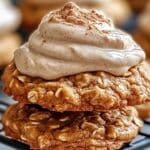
[2,61,150,112]
[2,104,143,150]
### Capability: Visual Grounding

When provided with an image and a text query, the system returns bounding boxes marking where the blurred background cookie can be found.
[135,103,150,119]
[96,0,131,27]
[0,0,21,69]
[0,33,21,68]
[126,0,149,13]
[133,2,150,57]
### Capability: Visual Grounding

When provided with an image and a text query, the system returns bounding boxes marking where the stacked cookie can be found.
[2,2,150,150]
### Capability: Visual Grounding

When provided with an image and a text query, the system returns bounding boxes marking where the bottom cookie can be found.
[2,104,143,150]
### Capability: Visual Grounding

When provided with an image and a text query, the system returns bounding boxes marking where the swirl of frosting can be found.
[14,2,145,80]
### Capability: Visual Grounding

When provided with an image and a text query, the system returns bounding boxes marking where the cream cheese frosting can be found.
[14,2,145,80]
[0,0,21,35]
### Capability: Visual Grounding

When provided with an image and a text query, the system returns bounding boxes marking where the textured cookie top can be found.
[2,104,142,149]
[2,61,150,111]
[14,2,145,80]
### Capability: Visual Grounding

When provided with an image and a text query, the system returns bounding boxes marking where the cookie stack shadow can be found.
[1,2,150,150]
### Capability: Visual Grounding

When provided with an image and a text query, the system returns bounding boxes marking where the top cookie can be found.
[2,61,150,112]
[2,2,149,111]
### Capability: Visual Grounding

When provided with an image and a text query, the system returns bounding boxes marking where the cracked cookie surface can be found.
[2,104,143,150]
[2,61,150,111]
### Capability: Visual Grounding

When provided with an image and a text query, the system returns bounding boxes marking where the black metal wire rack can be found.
[0,81,150,150]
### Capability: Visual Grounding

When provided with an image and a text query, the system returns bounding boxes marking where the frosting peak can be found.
[46,2,111,26]
[14,2,145,80]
